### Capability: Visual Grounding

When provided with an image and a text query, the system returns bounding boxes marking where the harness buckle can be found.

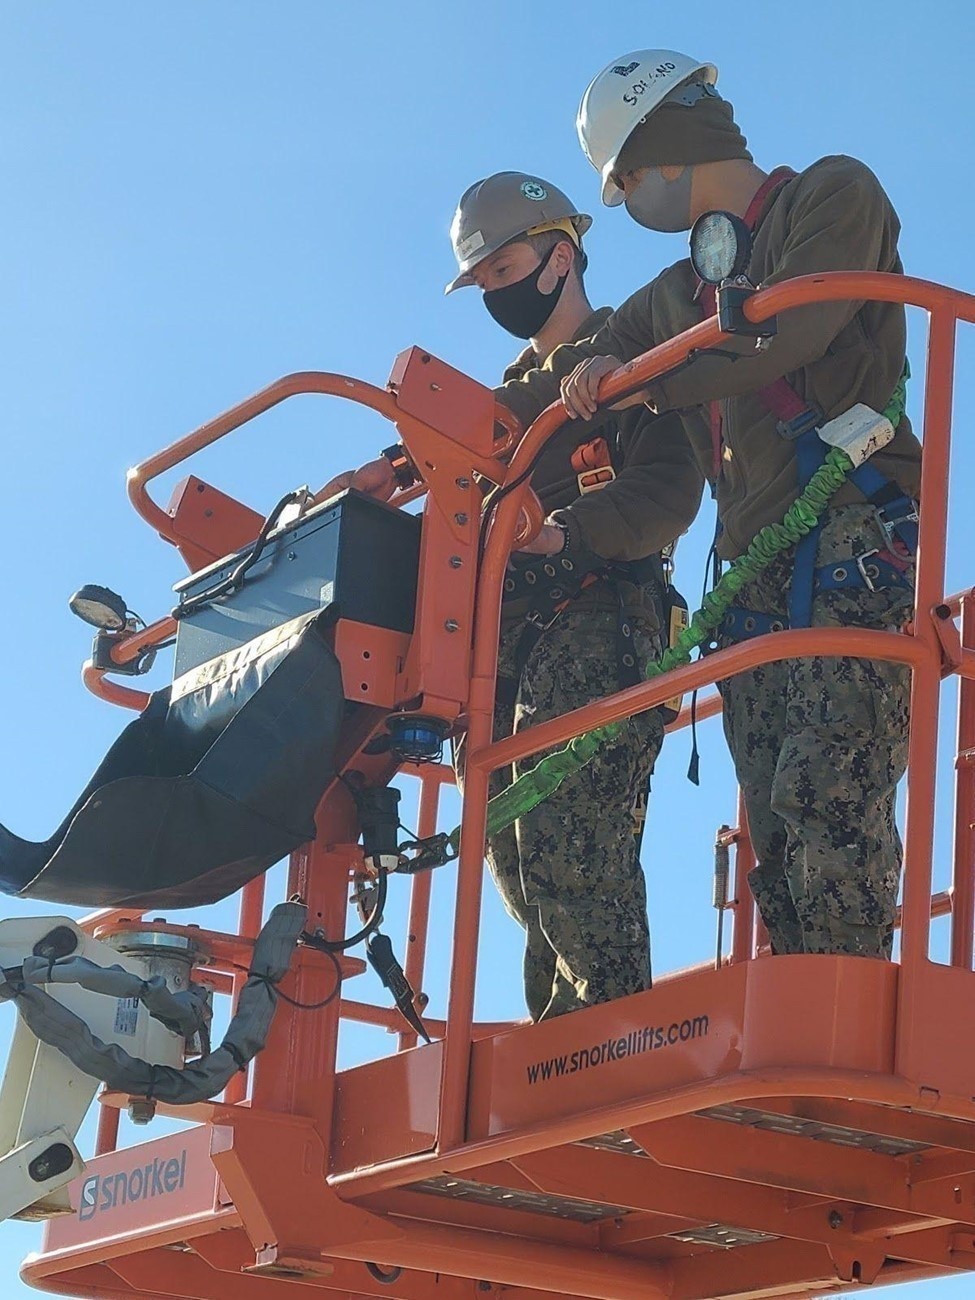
[856,550,882,593]
[525,606,562,633]
[877,502,919,550]
[775,407,822,441]
[576,466,616,495]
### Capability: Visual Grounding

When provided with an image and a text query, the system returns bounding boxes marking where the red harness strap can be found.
[699,166,798,483]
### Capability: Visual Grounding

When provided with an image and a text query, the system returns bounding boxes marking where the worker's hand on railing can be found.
[315,456,397,505]
[515,521,562,555]
[560,354,649,420]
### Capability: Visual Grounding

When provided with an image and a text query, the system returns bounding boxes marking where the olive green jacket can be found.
[501,306,703,626]
[496,157,922,560]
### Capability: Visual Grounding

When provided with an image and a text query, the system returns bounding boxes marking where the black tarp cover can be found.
[0,610,345,909]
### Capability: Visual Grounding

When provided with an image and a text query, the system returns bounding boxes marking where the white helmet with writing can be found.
[577,49,718,207]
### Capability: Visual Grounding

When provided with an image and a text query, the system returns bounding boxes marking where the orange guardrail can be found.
[33,270,975,1300]
[79,269,975,1179]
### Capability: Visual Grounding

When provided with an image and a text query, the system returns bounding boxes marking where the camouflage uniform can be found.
[495,158,921,962]
[458,307,700,1021]
[478,609,664,1021]
[718,504,914,958]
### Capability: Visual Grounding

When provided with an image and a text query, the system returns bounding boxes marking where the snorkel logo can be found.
[78,1150,187,1222]
[78,1176,98,1221]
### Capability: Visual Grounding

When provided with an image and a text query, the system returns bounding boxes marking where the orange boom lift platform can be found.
[10,271,975,1300]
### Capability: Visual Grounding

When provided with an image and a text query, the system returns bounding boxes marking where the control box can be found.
[173,490,421,677]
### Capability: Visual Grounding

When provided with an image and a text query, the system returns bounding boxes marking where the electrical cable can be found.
[230,948,343,1013]
[174,489,307,619]
[296,869,388,954]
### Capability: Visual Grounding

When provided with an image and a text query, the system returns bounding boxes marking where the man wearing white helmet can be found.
[337,170,702,1020]
[494,53,922,963]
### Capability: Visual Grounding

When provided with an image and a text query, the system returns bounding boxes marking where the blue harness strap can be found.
[788,429,829,628]
[848,461,920,554]
[782,431,918,630]
[753,385,917,631]
[721,552,913,645]
[815,551,911,594]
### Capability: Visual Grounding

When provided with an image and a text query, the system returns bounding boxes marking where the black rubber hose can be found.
[299,870,388,953]
[175,489,306,619]
[365,1263,403,1284]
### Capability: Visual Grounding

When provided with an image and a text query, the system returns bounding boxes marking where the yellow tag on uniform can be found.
[664,602,689,718]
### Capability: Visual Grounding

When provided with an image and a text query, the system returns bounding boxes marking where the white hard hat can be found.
[577,50,719,207]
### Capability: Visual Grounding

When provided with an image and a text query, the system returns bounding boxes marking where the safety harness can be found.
[700,167,917,642]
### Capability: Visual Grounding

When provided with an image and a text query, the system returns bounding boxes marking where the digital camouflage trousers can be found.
[457,609,664,1021]
[718,504,914,959]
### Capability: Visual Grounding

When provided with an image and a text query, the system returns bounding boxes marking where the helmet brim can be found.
[600,169,626,208]
[444,271,476,295]
[445,212,593,293]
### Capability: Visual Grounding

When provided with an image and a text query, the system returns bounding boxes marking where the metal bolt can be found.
[288,551,297,561]
[455,476,471,489]
[128,1098,156,1126]
[828,1210,844,1229]
[449,555,463,568]
[416,991,429,1008]
[430,383,442,392]
[477,1283,492,1293]
[454,512,469,525]
[444,619,460,633]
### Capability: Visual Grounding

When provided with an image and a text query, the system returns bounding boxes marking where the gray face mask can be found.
[624,166,695,233]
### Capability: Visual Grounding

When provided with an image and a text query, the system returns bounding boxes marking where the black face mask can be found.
[482,245,568,339]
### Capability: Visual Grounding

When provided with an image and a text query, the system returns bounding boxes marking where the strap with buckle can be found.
[570,435,617,496]
[848,461,919,555]
[776,405,823,441]
[818,549,912,595]
[503,549,605,632]
[876,498,919,556]
[720,550,914,643]
[576,466,616,494]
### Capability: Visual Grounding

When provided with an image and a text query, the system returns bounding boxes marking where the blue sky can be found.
[0,2,973,1296]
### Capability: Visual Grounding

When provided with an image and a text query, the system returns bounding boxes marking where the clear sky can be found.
[0,2,973,1297]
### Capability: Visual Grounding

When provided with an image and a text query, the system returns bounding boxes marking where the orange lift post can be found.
[12,271,975,1300]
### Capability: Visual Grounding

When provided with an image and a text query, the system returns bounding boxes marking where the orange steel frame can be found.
[18,271,975,1300]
